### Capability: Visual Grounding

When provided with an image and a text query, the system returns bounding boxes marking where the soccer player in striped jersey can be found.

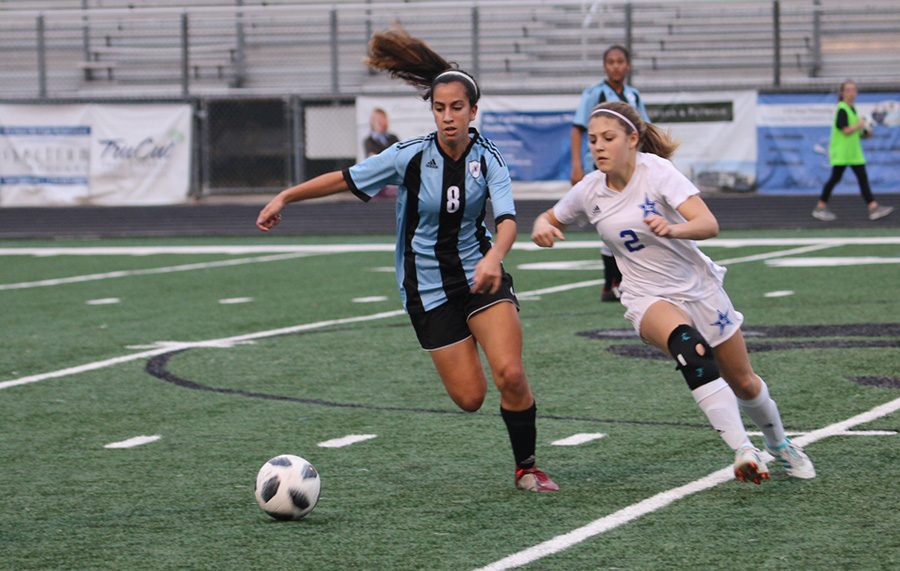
[256,29,557,492]
[533,101,815,484]
[571,45,650,303]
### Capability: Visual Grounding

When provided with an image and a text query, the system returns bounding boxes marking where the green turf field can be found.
[1,229,898,570]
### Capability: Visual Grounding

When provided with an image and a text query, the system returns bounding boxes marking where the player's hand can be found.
[256,198,285,232]
[643,214,672,238]
[531,215,566,248]
[471,255,502,294]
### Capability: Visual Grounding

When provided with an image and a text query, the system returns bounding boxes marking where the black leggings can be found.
[819,164,874,204]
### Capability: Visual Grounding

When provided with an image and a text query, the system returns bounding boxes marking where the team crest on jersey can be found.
[638,195,660,217]
[468,161,481,179]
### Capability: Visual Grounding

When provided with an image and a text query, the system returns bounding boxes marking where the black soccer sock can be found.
[500,402,537,469]
[602,254,615,290]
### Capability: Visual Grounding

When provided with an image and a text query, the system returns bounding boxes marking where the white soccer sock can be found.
[692,378,752,451]
[737,378,787,449]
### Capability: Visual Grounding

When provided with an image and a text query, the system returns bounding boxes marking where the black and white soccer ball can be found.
[254,455,321,520]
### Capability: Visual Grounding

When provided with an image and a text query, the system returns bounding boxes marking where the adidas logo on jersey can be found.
[592,204,602,215]
[425,158,439,169]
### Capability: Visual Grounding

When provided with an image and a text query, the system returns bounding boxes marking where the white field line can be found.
[767,256,900,267]
[2,236,900,257]
[748,430,896,437]
[104,435,161,449]
[1,237,889,291]
[0,276,610,391]
[764,290,794,298]
[0,252,314,291]
[0,310,405,391]
[712,242,837,265]
[317,434,378,448]
[551,433,607,446]
[475,396,900,571]
[517,279,604,299]
[0,241,858,391]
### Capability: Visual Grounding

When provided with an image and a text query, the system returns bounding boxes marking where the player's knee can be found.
[492,361,527,395]
[667,324,720,390]
[724,372,758,399]
[452,392,485,413]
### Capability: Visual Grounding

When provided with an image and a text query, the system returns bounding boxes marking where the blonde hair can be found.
[366,28,479,105]
[590,101,678,160]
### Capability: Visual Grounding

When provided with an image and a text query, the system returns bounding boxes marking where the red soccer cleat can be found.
[515,466,560,492]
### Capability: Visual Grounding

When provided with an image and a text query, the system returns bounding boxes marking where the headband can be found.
[434,70,479,98]
[590,108,638,134]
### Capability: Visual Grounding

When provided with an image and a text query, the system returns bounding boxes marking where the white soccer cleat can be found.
[734,445,770,485]
[767,438,816,479]
[811,206,837,221]
[868,205,894,221]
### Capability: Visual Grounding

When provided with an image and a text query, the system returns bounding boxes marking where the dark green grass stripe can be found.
[145,349,710,429]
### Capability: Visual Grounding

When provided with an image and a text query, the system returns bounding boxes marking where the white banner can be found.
[0,105,91,206]
[0,104,192,206]
[357,91,756,196]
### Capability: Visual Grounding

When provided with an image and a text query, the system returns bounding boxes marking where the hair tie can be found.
[590,108,638,134]
[434,70,479,98]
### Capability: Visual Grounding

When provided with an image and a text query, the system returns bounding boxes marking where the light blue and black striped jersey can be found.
[573,80,650,173]
[342,128,516,313]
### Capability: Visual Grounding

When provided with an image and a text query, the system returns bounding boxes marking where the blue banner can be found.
[480,111,573,181]
[757,92,900,194]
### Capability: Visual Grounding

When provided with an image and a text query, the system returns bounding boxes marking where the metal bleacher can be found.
[1,0,899,99]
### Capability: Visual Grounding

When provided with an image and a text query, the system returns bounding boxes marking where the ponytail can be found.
[366,28,479,105]
[640,123,679,160]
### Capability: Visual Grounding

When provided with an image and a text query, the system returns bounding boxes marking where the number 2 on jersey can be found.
[620,229,645,252]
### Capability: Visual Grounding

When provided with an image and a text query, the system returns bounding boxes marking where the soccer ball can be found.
[254,454,321,520]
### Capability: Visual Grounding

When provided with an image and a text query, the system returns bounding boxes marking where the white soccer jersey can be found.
[553,152,726,300]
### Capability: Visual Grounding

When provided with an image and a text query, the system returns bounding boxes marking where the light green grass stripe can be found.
[477,395,900,571]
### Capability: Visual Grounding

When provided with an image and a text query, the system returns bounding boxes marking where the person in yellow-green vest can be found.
[812,80,894,221]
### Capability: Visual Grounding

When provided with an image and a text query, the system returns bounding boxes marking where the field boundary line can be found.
[0,239,887,390]
[0,310,404,391]
[1,275,612,391]
[475,395,900,571]
[2,236,900,258]
[0,252,314,291]
[1,238,875,291]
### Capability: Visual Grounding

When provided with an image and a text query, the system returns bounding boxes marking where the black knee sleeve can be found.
[667,324,720,390]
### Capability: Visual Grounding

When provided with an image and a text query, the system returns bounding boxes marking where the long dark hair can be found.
[590,101,679,160]
[366,28,480,105]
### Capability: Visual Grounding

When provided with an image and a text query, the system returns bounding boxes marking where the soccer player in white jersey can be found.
[256,29,557,492]
[572,46,650,304]
[532,101,815,484]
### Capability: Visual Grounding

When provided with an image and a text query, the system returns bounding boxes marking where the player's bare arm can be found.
[531,209,567,248]
[644,195,718,240]
[256,171,349,231]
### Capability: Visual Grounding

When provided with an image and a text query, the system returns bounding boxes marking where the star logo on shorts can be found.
[710,310,733,335]
[638,195,659,217]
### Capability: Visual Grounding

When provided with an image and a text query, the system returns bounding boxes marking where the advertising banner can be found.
[0,104,192,206]
[757,92,900,194]
[0,105,91,206]
[356,92,756,196]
